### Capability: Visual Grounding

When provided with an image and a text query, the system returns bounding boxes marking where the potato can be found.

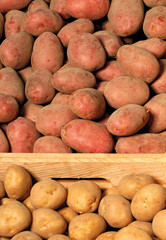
[30,179,67,209]
[98,194,133,228]
[104,76,150,109]
[117,45,160,84]
[0,32,34,70]
[107,104,149,136]
[52,67,96,94]
[18,66,34,83]
[0,0,32,13]
[67,180,101,214]
[0,238,10,240]
[107,0,144,37]
[94,31,123,58]
[51,93,70,105]
[151,59,166,94]
[102,186,119,197]
[115,133,166,153]
[0,67,25,105]
[0,198,20,205]
[96,82,108,95]
[95,60,125,82]
[117,173,155,200]
[143,0,166,7]
[69,88,106,120]
[50,0,70,19]
[67,33,106,72]
[95,231,116,240]
[128,221,153,236]
[31,31,64,73]
[61,119,114,153]
[11,231,42,240]
[6,117,41,153]
[25,69,55,104]
[0,13,4,40]
[65,0,110,20]
[0,180,5,199]
[4,164,32,201]
[0,93,19,123]
[23,196,36,212]
[33,136,72,153]
[4,10,25,38]
[68,213,107,240]
[0,128,9,153]
[20,101,43,123]
[143,6,166,39]
[133,38,166,59]
[23,9,63,37]
[58,18,95,47]
[28,0,49,11]
[58,207,78,223]
[131,183,166,221]
[0,202,31,237]
[101,20,117,35]
[48,235,71,240]
[31,208,67,239]
[113,226,152,240]
[144,93,166,133]
[35,103,78,137]
[152,209,166,240]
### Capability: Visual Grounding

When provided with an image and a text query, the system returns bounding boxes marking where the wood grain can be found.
[0,153,166,188]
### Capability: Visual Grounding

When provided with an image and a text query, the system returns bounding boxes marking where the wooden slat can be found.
[0,153,166,187]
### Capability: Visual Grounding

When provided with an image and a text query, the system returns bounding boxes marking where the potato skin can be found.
[117,45,160,84]
[128,221,153,236]
[50,0,70,19]
[151,59,166,94]
[143,0,166,7]
[108,0,144,37]
[0,0,32,13]
[95,231,116,240]
[31,32,64,73]
[11,231,43,240]
[152,209,166,240]
[65,0,110,20]
[20,101,43,123]
[0,13,4,40]
[48,235,71,240]
[0,180,5,199]
[67,33,106,72]
[61,119,114,153]
[28,0,49,11]
[58,207,78,224]
[0,128,9,153]
[51,93,70,105]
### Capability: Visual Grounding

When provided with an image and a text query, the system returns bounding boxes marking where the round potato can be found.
[11,231,42,240]
[48,234,71,240]
[51,93,70,105]
[50,0,70,19]
[23,196,36,212]
[28,0,49,11]
[58,207,78,223]
[96,232,116,240]
[152,209,166,240]
[0,0,32,13]
[20,101,43,123]
[128,221,153,236]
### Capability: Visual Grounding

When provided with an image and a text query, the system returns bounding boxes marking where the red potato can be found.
[20,101,43,123]
[65,0,110,20]
[143,6,166,39]
[0,0,32,13]
[143,0,166,7]
[67,33,106,72]
[98,113,110,126]
[33,136,72,153]
[31,31,64,73]
[35,103,78,137]
[151,59,166,94]
[4,10,25,38]
[0,32,34,70]
[107,104,149,137]
[6,117,41,153]
[101,20,117,35]
[25,69,56,104]
[50,0,70,19]
[108,0,144,37]
[117,45,160,84]
[96,81,108,95]
[0,128,9,153]
[133,38,166,59]
[27,0,49,11]
[104,76,150,109]
[69,88,106,120]
[0,13,4,40]
[58,18,95,47]
[61,119,114,153]
[95,60,125,82]
[115,133,166,153]
[23,9,63,37]
[51,92,70,105]
[52,67,96,94]
[0,93,19,123]
[18,66,34,83]
[144,93,166,133]
[0,67,25,105]
[94,31,123,58]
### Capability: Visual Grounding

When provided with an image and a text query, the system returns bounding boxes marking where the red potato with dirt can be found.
[51,93,70,105]
[108,0,144,37]
[65,0,110,20]
[69,88,106,120]
[4,10,25,38]
[143,0,166,7]
[31,31,64,73]
[25,69,56,105]
[27,0,49,11]
[67,33,106,72]
[151,59,166,94]
[57,18,95,47]
[23,9,63,37]
[117,45,160,84]
[0,31,34,70]
[50,0,70,19]
[6,117,41,153]
[0,0,32,13]
[52,67,96,94]
[0,128,9,153]
[20,101,43,123]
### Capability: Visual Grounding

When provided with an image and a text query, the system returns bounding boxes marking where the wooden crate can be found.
[0,153,166,189]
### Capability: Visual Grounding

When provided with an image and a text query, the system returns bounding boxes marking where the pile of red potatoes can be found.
[0,0,165,153]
